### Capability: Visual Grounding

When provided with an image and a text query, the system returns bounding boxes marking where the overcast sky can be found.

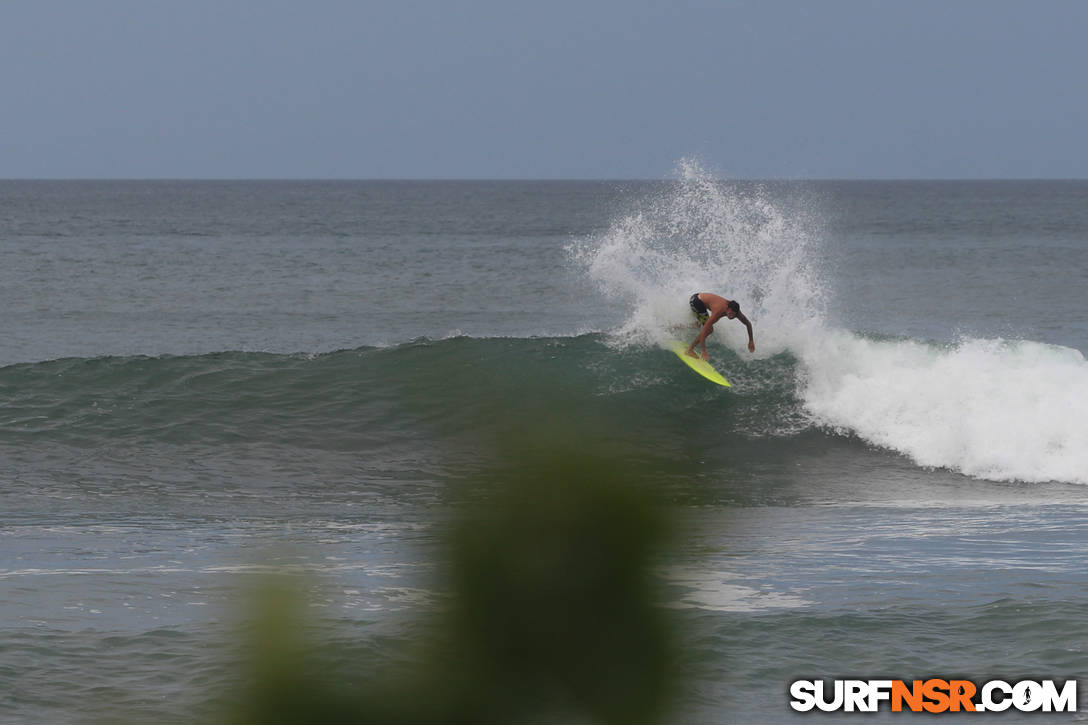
[3,0,1086,179]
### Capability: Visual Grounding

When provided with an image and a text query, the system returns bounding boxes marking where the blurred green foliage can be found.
[219,434,677,725]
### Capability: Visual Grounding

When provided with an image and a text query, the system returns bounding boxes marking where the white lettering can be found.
[1013,680,1043,712]
[867,680,893,710]
[815,680,844,712]
[789,680,816,712]
[982,680,1012,712]
[844,680,868,712]
[1041,680,1077,713]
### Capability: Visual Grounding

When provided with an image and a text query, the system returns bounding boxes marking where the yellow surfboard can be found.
[669,341,732,387]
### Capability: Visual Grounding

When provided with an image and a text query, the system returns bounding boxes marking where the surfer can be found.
[686,292,754,360]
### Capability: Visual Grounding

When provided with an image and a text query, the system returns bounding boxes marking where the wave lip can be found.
[801,332,1088,485]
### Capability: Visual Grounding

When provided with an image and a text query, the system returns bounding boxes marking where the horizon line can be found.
[3,176,1088,183]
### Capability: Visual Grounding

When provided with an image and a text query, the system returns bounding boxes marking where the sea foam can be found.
[800,332,1088,484]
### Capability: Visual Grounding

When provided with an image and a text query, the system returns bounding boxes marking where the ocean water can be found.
[2,169,1088,723]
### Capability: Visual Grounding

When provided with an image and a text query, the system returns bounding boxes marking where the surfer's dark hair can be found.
[727,300,740,313]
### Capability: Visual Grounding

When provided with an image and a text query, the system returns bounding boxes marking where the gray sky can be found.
[3,0,1086,179]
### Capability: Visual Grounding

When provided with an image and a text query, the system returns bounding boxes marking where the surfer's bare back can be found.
[686,292,755,360]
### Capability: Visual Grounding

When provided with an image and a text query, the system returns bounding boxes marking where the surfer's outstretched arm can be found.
[737,311,755,352]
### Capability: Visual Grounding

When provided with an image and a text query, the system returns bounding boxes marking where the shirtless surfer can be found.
[686,292,755,360]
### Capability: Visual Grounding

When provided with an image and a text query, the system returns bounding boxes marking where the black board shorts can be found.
[689,293,710,324]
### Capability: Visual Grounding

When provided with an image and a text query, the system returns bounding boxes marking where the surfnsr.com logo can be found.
[789,679,1077,713]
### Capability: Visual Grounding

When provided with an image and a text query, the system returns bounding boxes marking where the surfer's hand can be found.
[748,341,756,353]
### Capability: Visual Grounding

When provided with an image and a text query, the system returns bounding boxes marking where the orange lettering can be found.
[922,679,951,713]
[892,680,924,712]
[948,680,976,712]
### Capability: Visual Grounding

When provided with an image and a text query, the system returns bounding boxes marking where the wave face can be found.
[4,331,1086,485]
[0,337,798,449]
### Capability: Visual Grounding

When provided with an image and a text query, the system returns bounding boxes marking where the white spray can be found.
[570,159,826,353]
